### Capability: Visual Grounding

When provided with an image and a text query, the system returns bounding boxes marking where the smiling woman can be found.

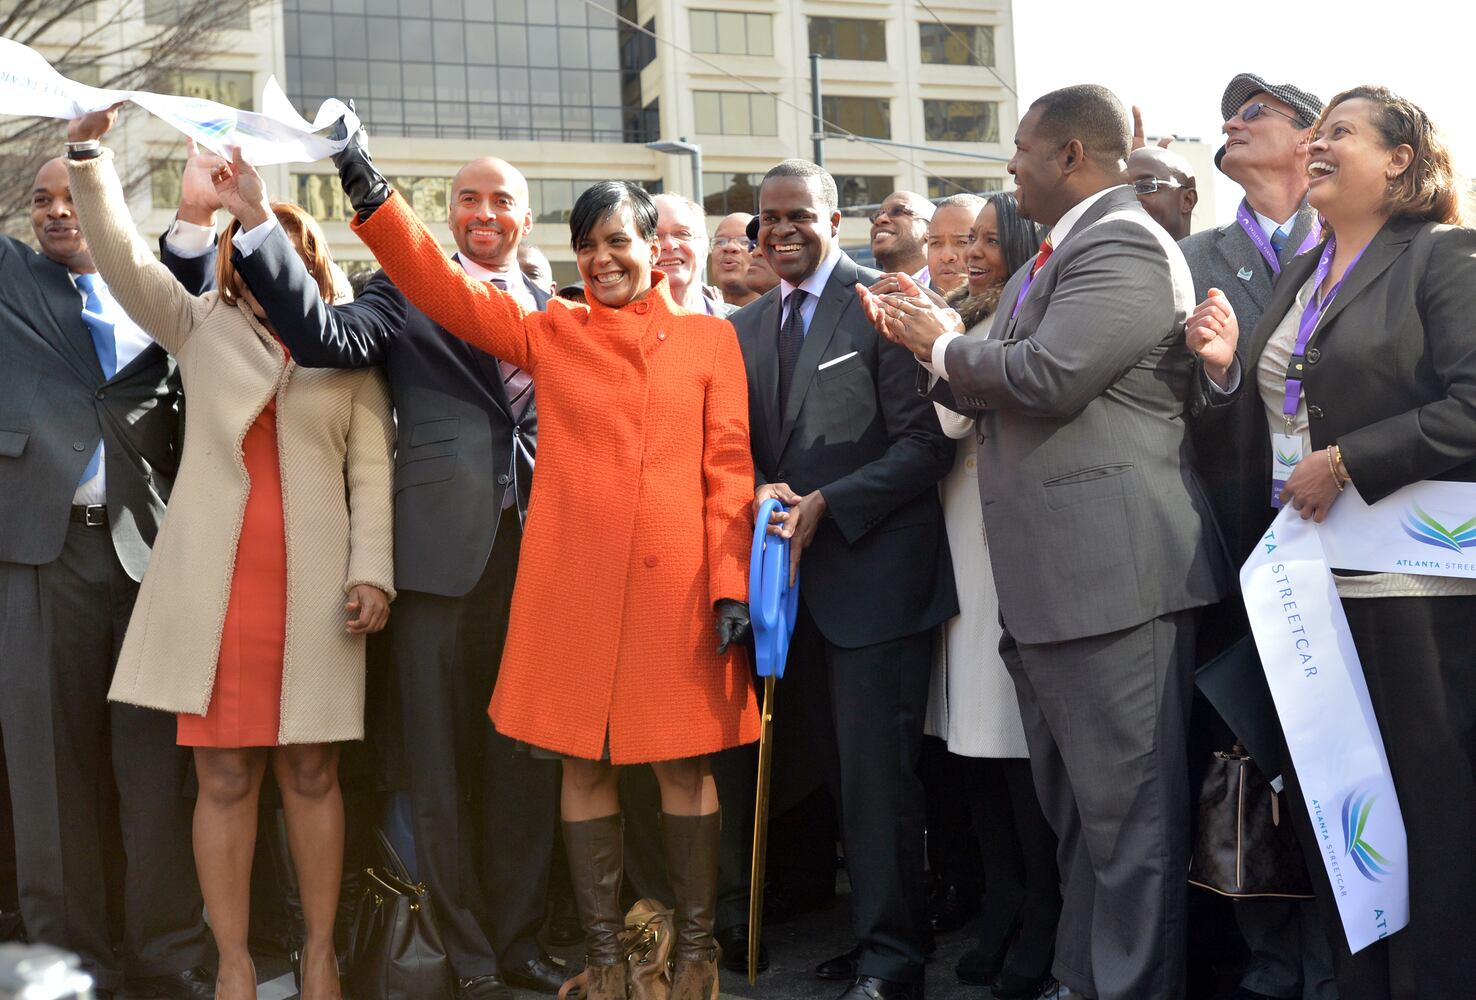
[333,129,760,1000]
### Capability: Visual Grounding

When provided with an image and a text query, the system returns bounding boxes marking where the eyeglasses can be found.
[1131,177,1184,196]
[713,236,755,251]
[1237,102,1300,126]
[868,205,920,225]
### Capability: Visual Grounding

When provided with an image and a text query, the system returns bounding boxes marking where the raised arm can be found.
[66,115,209,356]
[158,139,227,295]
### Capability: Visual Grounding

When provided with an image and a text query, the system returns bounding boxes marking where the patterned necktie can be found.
[75,272,115,485]
[777,288,807,410]
[1031,236,1054,276]
[488,278,533,420]
[1270,227,1290,262]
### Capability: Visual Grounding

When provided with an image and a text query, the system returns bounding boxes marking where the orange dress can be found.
[176,387,288,748]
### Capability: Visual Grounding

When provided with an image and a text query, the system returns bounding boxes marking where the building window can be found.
[693,91,778,137]
[690,10,772,56]
[918,23,994,66]
[821,96,891,140]
[150,160,186,212]
[285,0,648,143]
[171,70,254,110]
[923,99,999,143]
[834,175,894,216]
[927,177,1004,199]
[702,172,762,216]
[808,17,886,61]
[146,0,247,28]
[296,174,661,225]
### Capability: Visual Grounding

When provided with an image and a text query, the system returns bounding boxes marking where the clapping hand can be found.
[1186,288,1239,388]
[855,271,964,363]
[209,147,272,231]
[345,584,390,634]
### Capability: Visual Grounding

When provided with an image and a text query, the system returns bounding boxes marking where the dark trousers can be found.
[920,736,981,896]
[1002,609,1197,1000]
[0,522,207,992]
[1281,594,1476,1000]
[776,599,931,984]
[391,510,560,977]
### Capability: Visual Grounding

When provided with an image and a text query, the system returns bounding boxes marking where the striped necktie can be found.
[75,272,115,485]
[488,278,533,420]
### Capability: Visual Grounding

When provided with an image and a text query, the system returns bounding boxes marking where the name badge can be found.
[1270,432,1303,508]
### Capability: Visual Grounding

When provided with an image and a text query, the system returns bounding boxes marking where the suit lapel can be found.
[777,256,852,454]
[1248,248,1318,364]
[1214,222,1273,313]
[110,342,165,383]
[745,290,783,456]
[27,252,104,382]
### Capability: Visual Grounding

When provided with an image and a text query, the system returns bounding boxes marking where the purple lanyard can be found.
[1235,202,1322,276]
[1280,236,1364,427]
[1010,249,1049,319]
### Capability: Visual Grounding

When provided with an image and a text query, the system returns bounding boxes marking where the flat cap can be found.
[1221,73,1324,128]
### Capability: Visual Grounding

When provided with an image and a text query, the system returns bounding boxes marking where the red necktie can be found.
[1031,236,1054,276]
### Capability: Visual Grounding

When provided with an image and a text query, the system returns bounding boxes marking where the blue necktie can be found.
[1270,227,1290,260]
[75,272,116,485]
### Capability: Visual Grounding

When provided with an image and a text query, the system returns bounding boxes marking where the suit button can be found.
[965,456,976,470]
[1308,404,1324,419]
[634,303,650,315]
[657,331,667,341]
[1307,348,1322,364]
[644,555,658,568]
[497,473,511,485]
[72,441,86,451]
[776,470,786,480]
[512,427,521,437]
[95,389,105,400]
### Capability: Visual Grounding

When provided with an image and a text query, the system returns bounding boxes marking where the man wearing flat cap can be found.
[1181,73,1338,1000]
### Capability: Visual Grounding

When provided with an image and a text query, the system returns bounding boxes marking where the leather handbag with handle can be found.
[345,827,456,1000]
[1188,745,1315,900]
[557,898,675,1000]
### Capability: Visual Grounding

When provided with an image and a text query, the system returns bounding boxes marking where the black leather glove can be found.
[714,598,751,655]
[328,100,391,220]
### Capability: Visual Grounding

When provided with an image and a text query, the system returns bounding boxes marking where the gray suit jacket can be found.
[936,186,1225,644]
[1181,200,1319,566]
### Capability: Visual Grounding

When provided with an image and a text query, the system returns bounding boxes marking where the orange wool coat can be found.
[355,193,759,763]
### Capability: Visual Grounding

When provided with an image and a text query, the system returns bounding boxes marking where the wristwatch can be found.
[65,139,102,160]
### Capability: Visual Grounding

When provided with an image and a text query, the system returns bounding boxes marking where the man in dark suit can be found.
[184,154,565,1000]
[729,159,957,1000]
[1180,75,1336,1000]
[0,155,211,999]
[873,86,1225,999]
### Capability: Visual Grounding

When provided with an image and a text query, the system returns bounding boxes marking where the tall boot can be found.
[564,815,629,1000]
[663,812,721,1000]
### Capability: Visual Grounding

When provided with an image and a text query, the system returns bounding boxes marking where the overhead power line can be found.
[914,0,1018,98]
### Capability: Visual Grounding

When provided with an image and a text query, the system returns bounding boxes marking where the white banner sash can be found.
[0,37,357,164]
[1238,479,1476,952]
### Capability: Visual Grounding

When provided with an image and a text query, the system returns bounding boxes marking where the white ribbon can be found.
[0,37,358,164]
[1239,479,1476,952]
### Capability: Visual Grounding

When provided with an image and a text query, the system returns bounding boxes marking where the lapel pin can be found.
[1236,266,1254,282]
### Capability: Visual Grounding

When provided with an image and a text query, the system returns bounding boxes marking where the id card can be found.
[1270,432,1303,508]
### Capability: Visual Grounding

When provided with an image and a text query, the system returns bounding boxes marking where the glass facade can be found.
[689,10,772,56]
[923,99,1000,143]
[692,91,778,137]
[285,0,654,143]
[918,23,994,66]
[171,69,254,110]
[703,172,893,216]
[834,175,895,216]
[822,95,890,140]
[295,173,660,225]
[147,0,249,28]
[927,176,1004,199]
[808,17,886,61]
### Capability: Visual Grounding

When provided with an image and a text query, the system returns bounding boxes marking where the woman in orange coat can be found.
[334,135,758,1000]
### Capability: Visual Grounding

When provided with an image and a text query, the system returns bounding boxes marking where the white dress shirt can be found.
[1252,208,1297,243]
[779,243,843,335]
[72,271,156,505]
[930,185,1125,380]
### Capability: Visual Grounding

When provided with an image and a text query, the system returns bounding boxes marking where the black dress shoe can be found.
[991,969,1054,999]
[815,945,860,981]
[501,955,569,994]
[927,882,979,934]
[716,924,769,973]
[836,974,923,1000]
[124,966,216,999]
[458,974,515,1000]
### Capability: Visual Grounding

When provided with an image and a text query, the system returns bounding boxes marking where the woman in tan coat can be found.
[66,110,395,1000]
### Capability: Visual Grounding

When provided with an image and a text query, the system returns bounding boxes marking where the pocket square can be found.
[818,351,859,370]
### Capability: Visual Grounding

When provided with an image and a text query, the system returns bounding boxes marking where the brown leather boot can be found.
[563,815,628,1000]
[663,812,721,1000]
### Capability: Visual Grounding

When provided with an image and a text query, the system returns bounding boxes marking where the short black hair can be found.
[1029,84,1131,167]
[987,192,1046,279]
[761,159,838,213]
[569,181,658,251]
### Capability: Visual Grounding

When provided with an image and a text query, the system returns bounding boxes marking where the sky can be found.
[1009,0,1476,224]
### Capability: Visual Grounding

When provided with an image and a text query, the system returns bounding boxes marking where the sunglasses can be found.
[1132,177,1183,195]
[1238,101,1300,126]
[869,204,921,225]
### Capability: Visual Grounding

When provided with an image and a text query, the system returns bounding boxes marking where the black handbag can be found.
[1188,745,1315,900]
[346,828,456,1000]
